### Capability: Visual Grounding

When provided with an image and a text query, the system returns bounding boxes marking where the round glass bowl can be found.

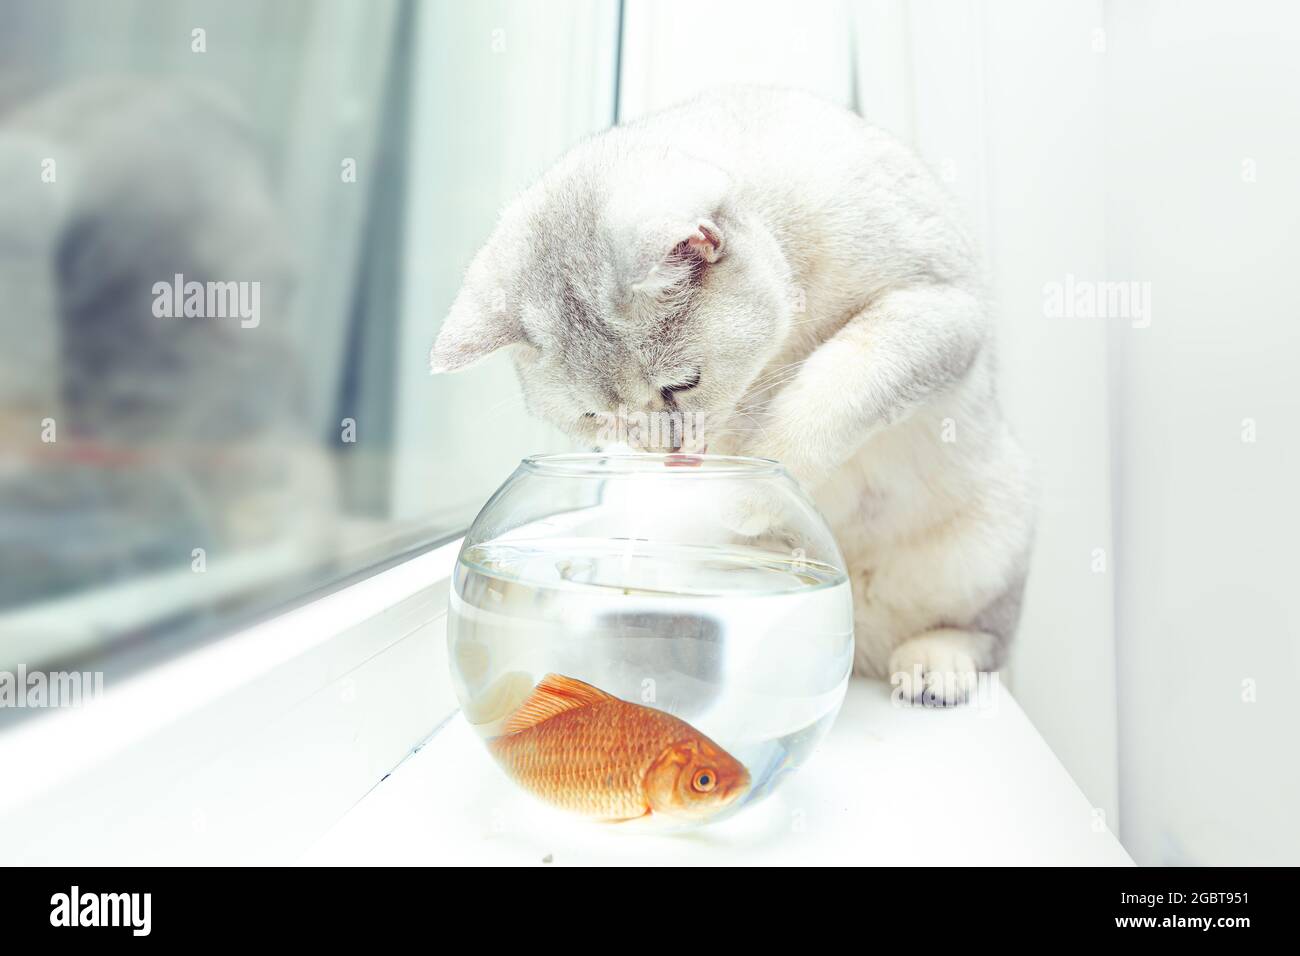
[447,453,854,829]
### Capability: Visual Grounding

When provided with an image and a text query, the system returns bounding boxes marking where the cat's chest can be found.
[812,456,891,547]
[808,425,941,556]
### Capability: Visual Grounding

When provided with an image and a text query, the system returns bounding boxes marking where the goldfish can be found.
[487,673,750,822]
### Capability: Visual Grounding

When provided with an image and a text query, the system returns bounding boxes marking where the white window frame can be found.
[0,537,462,865]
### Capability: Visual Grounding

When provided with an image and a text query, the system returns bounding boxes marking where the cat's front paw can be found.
[716,478,811,541]
[888,630,993,707]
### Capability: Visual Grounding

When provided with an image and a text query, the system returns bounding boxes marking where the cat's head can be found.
[429,142,791,451]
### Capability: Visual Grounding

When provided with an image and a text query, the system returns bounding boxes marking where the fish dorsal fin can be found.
[501,674,616,735]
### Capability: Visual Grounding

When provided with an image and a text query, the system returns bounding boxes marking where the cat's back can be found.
[620,87,978,290]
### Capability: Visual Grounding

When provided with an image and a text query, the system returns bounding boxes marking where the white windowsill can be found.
[0,538,463,865]
[1,535,1133,866]
[301,677,1134,866]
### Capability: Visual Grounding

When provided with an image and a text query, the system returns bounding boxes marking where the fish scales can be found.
[485,673,751,822]
[491,702,688,817]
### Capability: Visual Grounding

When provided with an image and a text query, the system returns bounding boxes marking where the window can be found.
[0,0,621,676]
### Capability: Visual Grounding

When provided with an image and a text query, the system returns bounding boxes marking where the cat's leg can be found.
[875,562,1028,705]
[844,452,1033,705]
[887,628,999,707]
[753,285,986,488]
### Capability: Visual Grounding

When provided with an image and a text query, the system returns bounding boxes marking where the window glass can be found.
[0,0,619,671]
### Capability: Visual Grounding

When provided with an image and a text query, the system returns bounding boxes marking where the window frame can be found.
[0,536,462,864]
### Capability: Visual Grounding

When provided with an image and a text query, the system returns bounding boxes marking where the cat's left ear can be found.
[682,219,724,264]
[632,219,725,297]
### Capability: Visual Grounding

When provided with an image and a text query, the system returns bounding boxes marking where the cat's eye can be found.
[661,369,701,400]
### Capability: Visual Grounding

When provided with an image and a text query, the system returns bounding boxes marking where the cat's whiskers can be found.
[744,370,804,396]
[746,364,805,393]
[470,394,528,424]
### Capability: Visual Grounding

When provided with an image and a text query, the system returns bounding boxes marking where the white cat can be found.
[431,87,1034,704]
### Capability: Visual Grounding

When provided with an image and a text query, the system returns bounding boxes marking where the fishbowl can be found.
[447,453,854,829]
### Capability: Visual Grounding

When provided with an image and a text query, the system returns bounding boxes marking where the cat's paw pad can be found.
[888,633,984,707]
[717,487,782,538]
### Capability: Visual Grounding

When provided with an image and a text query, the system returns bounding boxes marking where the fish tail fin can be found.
[500,673,617,735]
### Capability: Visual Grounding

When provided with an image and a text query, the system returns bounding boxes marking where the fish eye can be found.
[692,769,717,793]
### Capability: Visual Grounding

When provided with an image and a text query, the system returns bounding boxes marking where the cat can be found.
[431,87,1034,705]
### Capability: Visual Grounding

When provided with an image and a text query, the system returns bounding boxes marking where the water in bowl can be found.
[448,536,854,819]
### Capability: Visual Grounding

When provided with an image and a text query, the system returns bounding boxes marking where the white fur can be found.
[431,88,1035,702]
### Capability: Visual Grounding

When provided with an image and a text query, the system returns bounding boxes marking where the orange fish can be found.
[488,673,750,822]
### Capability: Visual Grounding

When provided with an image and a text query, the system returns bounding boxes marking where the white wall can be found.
[619,0,854,116]
[1106,0,1300,865]
[972,0,1120,838]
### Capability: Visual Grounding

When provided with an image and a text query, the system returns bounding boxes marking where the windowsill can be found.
[2,533,1133,866]
[0,537,463,865]
[300,676,1135,866]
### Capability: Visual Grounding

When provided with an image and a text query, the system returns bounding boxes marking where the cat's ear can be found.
[632,219,725,298]
[430,266,521,374]
[681,219,724,263]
